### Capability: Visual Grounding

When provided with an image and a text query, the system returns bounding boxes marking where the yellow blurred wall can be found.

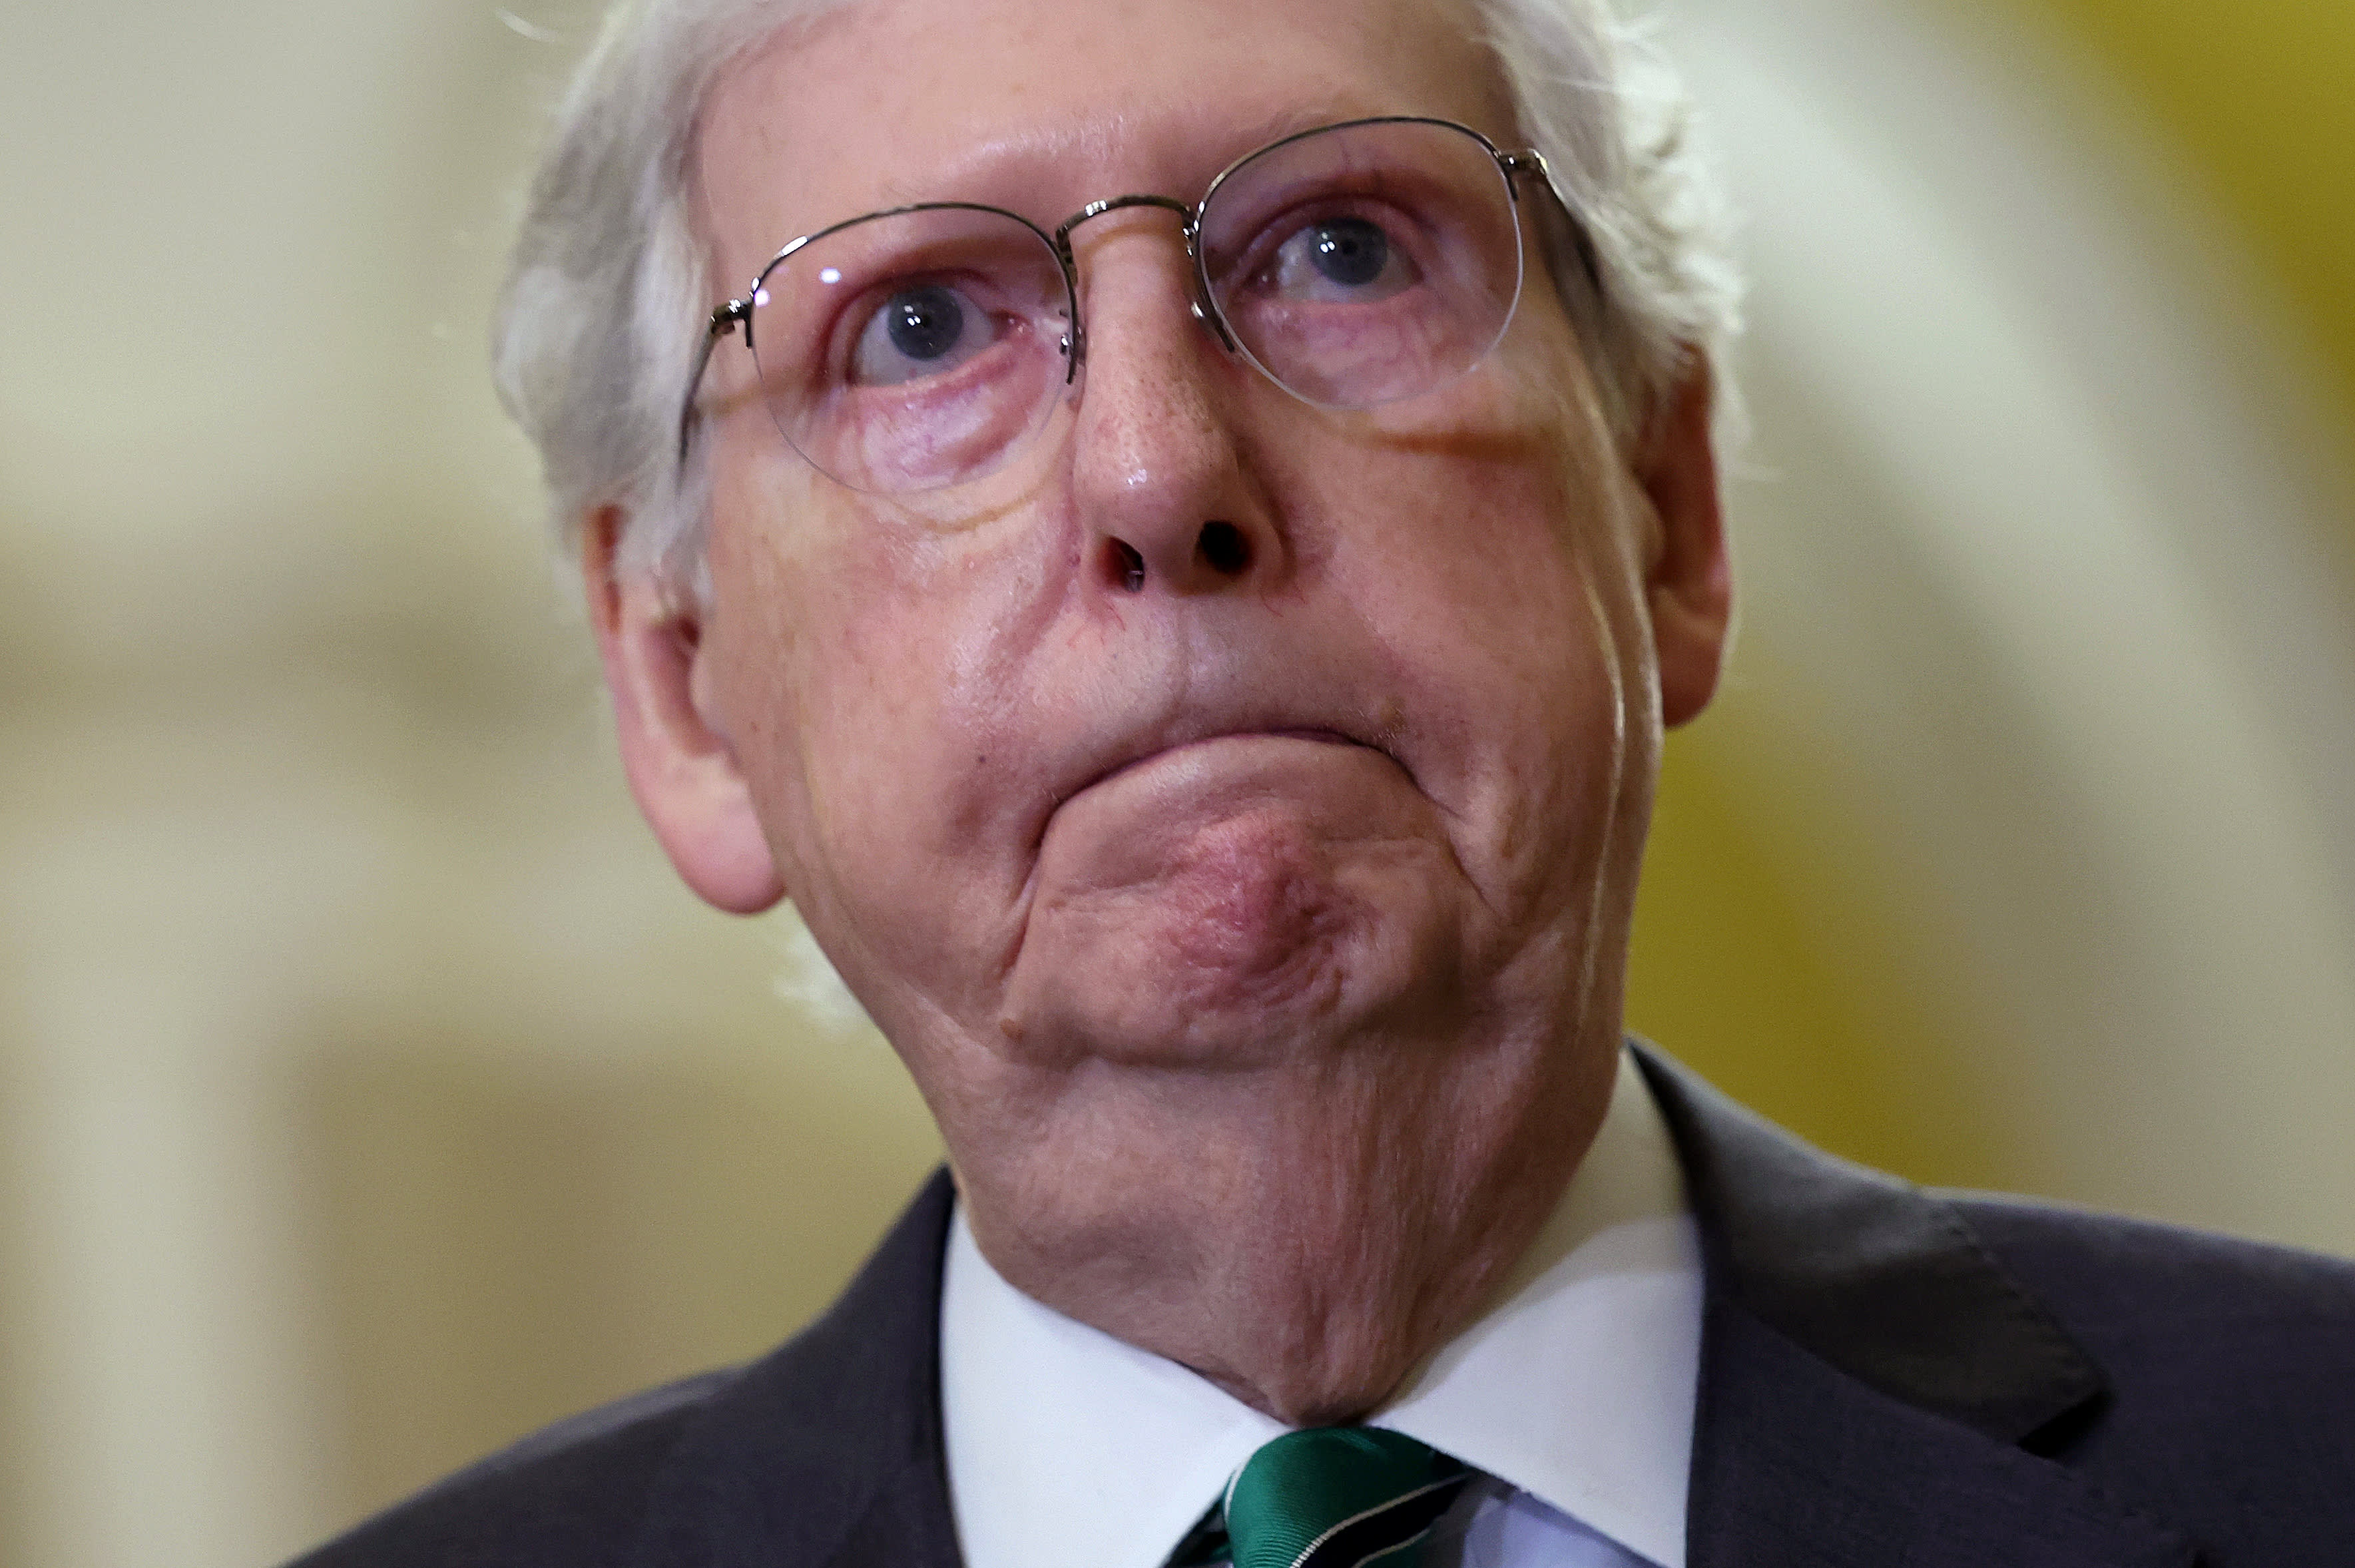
[1625,0,2355,1185]
[2026,0,2355,421]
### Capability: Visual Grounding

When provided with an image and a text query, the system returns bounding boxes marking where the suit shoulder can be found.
[283,1368,737,1568]
[1950,1192,2355,1335]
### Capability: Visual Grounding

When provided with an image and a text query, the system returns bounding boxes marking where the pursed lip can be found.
[1041,712,1406,840]
[1071,726,1369,800]
[1003,713,1420,972]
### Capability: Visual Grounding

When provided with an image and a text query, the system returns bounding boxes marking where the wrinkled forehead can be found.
[694,0,1515,288]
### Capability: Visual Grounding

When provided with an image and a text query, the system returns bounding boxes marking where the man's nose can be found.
[1065,221,1284,598]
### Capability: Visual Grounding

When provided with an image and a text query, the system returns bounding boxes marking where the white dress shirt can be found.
[940,1049,1703,1568]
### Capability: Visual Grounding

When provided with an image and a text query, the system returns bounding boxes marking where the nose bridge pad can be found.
[1192,290,1238,354]
[1056,248,1086,386]
[1055,194,1240,372]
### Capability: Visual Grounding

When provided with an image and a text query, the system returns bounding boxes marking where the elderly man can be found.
[294,0,2354,1562]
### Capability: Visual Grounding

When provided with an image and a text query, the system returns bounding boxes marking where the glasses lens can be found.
[744,205,1075,495]
[1197,119,1524,410]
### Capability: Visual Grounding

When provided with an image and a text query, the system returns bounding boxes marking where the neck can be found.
[953,1029,1619,1426]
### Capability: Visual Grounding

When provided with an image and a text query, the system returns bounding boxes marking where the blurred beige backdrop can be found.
[3,1,2350,1565]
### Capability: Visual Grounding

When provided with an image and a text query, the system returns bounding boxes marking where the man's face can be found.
[614,0,1726,1414]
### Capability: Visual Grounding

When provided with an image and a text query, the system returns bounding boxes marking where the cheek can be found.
[1314,378,1641,914]
[702,473,945,877]
[700,466,1064,984]
[1368,465,1624,768]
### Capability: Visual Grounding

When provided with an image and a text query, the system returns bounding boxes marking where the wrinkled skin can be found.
[588,0,1730,1422]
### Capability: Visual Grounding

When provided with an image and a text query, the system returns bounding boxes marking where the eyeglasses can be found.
[679,115,1590,504]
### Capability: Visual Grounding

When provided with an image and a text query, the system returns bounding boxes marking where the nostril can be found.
[1108,539,1147,593]
[1197,520,1250,577]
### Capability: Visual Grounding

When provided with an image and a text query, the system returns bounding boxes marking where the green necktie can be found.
[1173,1429,1472,1568]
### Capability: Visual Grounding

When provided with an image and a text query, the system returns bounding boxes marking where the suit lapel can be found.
[1635,1043,2195,1568]
[1688,1302,2190,1568]
[628,1169,965,1568]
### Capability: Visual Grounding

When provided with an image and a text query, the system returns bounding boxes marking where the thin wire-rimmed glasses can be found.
[678,116,1590,507]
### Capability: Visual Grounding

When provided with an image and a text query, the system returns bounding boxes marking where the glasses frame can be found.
[674,115,1600,468]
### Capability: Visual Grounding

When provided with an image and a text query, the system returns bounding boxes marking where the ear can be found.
[1632,358,1733,728]
[583,507,787,914]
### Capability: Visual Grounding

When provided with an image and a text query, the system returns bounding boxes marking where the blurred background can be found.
[2,0,2350,1562]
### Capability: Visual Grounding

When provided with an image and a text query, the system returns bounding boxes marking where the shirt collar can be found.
[939,1048,1701,1568]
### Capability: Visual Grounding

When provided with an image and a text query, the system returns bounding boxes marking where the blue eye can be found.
[1309,218,1388,286]
[1266,215,1416,302]
[888,286,963,358]
[852,282,995,385]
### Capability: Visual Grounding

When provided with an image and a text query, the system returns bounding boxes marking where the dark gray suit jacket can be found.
[289,1045,2355,1567]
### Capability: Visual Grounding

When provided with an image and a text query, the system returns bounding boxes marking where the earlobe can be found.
[1633,359,1734,729]
[583,508,788,914]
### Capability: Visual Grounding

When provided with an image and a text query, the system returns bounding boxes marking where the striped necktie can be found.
[1173,1429,1473,1568]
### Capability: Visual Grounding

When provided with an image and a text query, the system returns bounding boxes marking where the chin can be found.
[996,807,1471,1069]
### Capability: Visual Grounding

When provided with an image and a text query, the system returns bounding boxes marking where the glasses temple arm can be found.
[676,298,752,466]
[1501,150,1605,304]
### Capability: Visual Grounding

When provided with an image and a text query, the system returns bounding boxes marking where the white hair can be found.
[491,0,1741,605]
